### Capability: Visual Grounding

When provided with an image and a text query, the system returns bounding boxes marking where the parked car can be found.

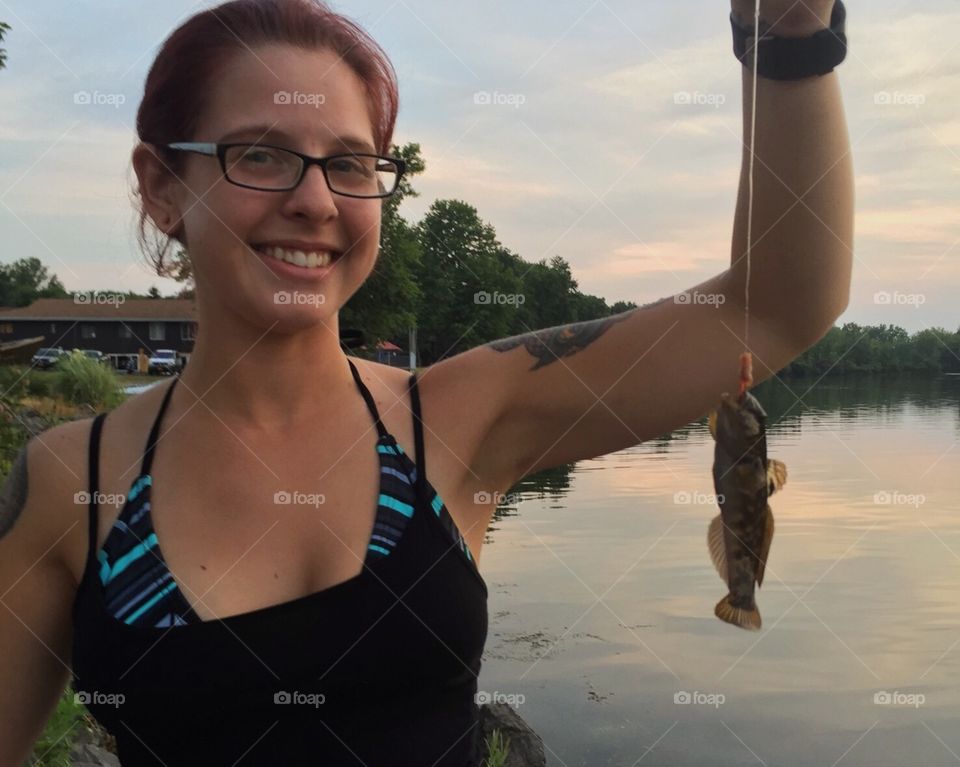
[30,346,66,370]
[79,349,108,365]
[148,349,179,375]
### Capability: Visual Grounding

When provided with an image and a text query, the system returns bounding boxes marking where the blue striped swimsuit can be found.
[96,357,476,628]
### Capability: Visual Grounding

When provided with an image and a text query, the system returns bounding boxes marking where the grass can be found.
[482,728,511,766]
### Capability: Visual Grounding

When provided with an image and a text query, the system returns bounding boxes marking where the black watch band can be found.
[730,0,847,81]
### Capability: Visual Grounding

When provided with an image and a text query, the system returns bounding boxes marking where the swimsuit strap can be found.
[141,375,180,477]
[86,412,108,569]
[346,357,389,439]
[407,370,428,500]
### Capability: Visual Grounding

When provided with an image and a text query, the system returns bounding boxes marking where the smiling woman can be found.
[0,0,855,764]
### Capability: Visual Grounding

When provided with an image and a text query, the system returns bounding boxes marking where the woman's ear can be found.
[132,143,185,239]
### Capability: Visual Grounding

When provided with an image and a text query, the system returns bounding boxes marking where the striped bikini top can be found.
[72,357,490,765]
[95,356,479,628]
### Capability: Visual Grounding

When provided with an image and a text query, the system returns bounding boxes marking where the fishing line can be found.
[738,0,761,398]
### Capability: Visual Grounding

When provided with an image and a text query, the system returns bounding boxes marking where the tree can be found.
[341,142,425,345]
[0,257,69,307]
[147,286,161,299]
[0,22,11,71]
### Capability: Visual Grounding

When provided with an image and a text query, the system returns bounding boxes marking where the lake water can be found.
[478,373,960,766]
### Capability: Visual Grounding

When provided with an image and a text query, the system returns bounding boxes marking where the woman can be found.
[0,0,852,764]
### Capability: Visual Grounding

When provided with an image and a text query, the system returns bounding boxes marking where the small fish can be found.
[706,354,786,631]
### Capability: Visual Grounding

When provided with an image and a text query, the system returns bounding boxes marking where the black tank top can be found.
[70,358,489,766]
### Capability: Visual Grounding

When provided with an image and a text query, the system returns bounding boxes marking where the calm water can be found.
[478,374,960,766]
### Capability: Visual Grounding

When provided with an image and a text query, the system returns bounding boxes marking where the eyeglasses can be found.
[161,142,406,198]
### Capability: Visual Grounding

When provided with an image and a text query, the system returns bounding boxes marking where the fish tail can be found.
[715,594,761,631]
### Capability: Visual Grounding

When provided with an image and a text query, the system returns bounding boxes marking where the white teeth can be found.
[258,245,334,268]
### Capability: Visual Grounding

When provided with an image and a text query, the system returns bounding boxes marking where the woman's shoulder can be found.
[26,381,173,580]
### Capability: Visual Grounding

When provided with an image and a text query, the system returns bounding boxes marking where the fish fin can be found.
[767,459,788,496]
[715,595,761,631]
[707,514,728,583]
[755,505,775,589]
[708,409,717,440]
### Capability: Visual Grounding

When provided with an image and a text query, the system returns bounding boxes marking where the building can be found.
[0,298,197,369]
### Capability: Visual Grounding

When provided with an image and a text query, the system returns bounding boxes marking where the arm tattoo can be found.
[0,445,29,539]
[488,313,632,371]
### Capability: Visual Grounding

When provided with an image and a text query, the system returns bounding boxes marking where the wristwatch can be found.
[730,0,847,80]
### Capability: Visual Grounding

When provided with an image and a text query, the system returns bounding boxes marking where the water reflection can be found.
[479,374,960,766]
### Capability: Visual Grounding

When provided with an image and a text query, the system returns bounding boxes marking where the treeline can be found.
[782,322,960,375]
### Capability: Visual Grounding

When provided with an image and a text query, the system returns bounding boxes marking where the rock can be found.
[477,702,546,767]
[69,743,120,767]
[69,723,120,767]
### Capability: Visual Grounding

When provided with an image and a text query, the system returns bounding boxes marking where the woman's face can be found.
[158,43,383,332]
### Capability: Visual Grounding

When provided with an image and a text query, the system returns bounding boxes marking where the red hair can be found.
[133,0,399,275]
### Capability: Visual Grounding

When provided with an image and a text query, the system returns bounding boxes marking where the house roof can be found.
[0,298,197,321]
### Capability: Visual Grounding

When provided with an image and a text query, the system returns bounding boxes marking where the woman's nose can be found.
[281,163,339,221]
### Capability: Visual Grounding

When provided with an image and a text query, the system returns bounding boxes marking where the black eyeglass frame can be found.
[161,141,406,199]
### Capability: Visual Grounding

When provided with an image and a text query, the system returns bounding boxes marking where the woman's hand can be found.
[730,0,835,37]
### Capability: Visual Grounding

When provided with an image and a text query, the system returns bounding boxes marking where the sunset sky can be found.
[0,0,956,333]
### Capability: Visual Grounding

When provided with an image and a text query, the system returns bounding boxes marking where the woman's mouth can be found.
[251,244,342,269]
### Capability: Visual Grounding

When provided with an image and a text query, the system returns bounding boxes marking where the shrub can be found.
[50,351,124,410]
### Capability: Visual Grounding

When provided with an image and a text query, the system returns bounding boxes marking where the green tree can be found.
[0,257,69,307]
[147,285,162,299]
[341,142,425,346]
[415,199,523,363]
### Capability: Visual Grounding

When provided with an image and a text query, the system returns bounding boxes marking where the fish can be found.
[705,352,786,631]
